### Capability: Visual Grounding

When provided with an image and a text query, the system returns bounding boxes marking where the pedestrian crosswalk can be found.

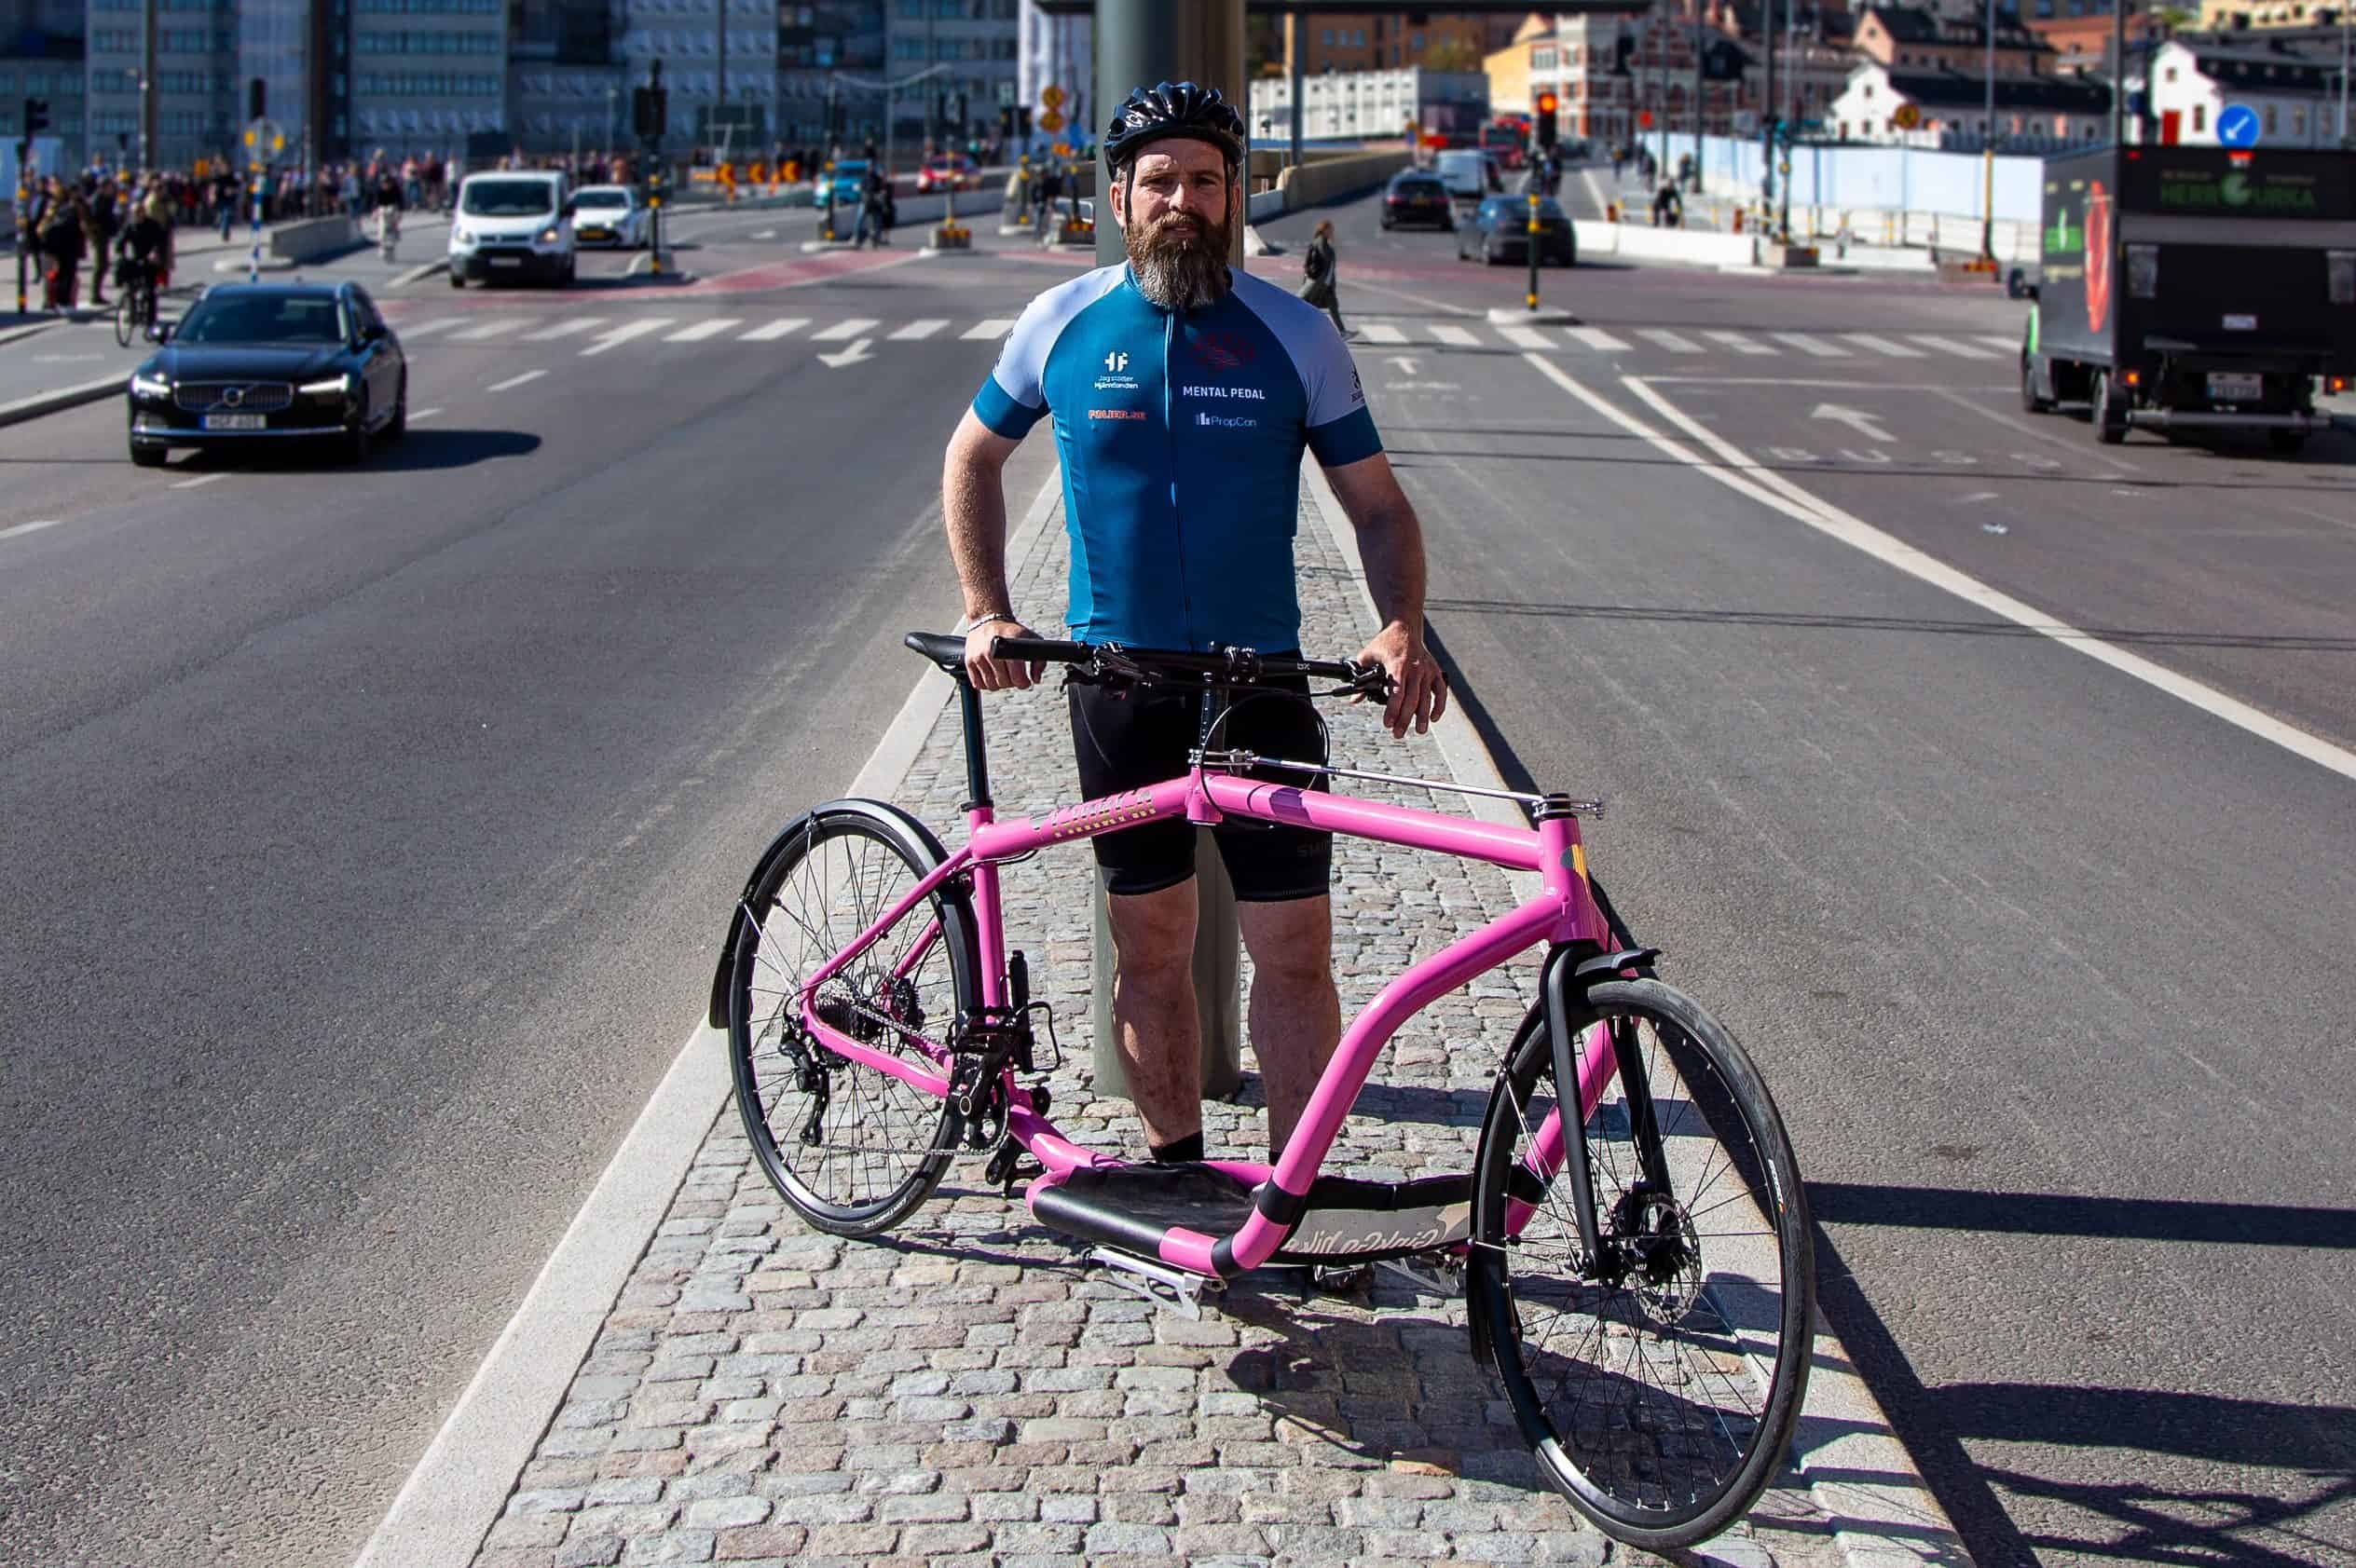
[386,307,2022,370]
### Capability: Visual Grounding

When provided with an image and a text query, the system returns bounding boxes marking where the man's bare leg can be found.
[1106,880,1202,1152]
[1237,895,1341,1159]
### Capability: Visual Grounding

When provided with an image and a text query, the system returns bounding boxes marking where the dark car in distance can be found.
[125,282,408,469]
[1456,195,1576,267]
[1380,170,1456,231]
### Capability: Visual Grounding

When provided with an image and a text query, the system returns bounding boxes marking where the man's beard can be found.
[1127,204,1230,311]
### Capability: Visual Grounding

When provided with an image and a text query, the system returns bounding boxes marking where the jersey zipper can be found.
[1161,302,1199,650]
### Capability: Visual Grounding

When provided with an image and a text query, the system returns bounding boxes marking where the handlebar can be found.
[989,635,1392,701]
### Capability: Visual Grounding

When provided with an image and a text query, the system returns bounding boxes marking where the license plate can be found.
[489,256,524,268]
[580,227,610,241]
[202,413,266,430]
[2223,313,2257,331]
[2208,372,2264,402]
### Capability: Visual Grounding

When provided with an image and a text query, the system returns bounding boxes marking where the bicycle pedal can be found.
[1309,1261,1375,1297]
[1373,1256,1462,1298]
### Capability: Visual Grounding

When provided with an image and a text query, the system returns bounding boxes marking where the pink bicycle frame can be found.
[787,766,1621,1280]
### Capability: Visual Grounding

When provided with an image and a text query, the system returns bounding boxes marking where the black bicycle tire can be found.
[1468,977,1813,1549]
[726,801,969,1237]
[114,291,134,348]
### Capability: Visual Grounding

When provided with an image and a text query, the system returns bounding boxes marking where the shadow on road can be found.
[167,428,541,474]
[1422,597,2356,655]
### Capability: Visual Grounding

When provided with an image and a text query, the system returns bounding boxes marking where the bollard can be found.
[1089,830,1246,1101]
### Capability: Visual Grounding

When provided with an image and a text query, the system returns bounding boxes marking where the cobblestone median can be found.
[468,484,1843,1568]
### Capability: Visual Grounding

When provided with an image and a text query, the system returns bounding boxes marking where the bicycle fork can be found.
[1536,944,1671,1274]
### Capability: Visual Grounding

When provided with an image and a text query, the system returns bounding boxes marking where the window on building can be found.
[1321,28,1334,46]
[2192,102,2205,130]
[2293,106,2305,133]
[2265,102,2277,131]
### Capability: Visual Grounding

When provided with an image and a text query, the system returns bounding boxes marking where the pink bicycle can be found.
[708,634,1814,1549]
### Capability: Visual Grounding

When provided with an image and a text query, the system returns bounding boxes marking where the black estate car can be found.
[126,282,407,468]
[1456,195,1576,268]
[1380,170,1456,231]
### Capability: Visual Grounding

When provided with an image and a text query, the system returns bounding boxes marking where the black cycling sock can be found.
[1148,1132,1205,1165]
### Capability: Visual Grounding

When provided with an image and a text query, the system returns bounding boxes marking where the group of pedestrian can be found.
[22,171,177,314]
[852,163,897,248]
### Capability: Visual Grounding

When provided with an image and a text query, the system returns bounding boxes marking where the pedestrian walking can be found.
[86,180,118,307]
[40,187,88,310]
[1297,218,1351,337]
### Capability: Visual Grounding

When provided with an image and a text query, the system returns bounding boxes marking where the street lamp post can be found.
[1980,0,1996,262]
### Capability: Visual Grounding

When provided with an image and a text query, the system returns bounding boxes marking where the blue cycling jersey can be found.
[971,262,1382,653]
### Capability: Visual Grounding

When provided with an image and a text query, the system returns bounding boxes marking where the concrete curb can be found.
[0,372,124,429]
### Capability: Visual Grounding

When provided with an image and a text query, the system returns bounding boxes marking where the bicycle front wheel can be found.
[1469,978,1813,1549]
[725,801,973,1237]
[114,291,135,348]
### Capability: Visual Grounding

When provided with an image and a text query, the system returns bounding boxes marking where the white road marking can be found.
[450,318,525,341]
[1705,330,1774,357]
[410,406,444,420]
[1911,334,1999,360]
[394,318,464,338]
[581,319,672,356]
[1,518,63,539]
[1977,334,2021,353]
[961,318,1017,340]
[1496,324,1555,350]
[815,338,875,369]
[810,318,880,341]
[1566,326,1631,352]
[888,319,950,341]
[487,369,547,392]
[1357,321,1409,344]
[739,318,811,341]
[1771,332,1850,358]
[1428,323,1482,348]
[1842,333,1926,359]
[521,318,606,342]
[171,472,227,489]
[1529,352,2356,786]
[664,319,743,343]
[1637,327,1704,353]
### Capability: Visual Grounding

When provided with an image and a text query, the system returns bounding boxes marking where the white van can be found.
[447,170,575,288]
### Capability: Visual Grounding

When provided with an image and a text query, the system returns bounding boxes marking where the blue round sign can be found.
[2217,103,2260,148]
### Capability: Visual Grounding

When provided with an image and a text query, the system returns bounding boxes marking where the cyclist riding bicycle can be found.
[940,79,1446,1171]
[113,205,169,312]
[370,168,403,252]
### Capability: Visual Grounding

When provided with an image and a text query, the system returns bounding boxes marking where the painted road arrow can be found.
[816,338,876,369]
[1812,402,1896,444]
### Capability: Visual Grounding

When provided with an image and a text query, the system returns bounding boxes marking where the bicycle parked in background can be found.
[710,634,1816,1551]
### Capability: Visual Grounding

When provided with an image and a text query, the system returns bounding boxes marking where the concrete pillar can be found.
[1087,0,1251,1098]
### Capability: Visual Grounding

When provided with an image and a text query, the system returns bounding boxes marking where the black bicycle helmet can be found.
[1103,81,1245,170]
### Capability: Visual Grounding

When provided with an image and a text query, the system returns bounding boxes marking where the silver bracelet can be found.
[964,609,1018,627]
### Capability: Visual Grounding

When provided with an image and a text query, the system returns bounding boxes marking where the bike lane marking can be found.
[486,369,545,393]
[1527,352,2356,785]
[0,518,63,539]
[347,457,1070,1568]
[578,319,673,357]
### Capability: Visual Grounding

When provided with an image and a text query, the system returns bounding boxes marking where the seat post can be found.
[957,673,993,810]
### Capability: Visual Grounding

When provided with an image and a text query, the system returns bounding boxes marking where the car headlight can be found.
[538,225,561,245]
[451,225,473,245]
[299,374,354,398]
[130,372,171,399]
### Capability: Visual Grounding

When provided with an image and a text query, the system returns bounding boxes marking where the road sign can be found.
[1892,102,1921,130]
[2216,102,2260,148]
[1040,85,1065,111]
[1038,109,1064,134]
[241,117,285,169]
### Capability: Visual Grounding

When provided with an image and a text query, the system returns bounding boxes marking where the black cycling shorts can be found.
[1068,667,1332,902]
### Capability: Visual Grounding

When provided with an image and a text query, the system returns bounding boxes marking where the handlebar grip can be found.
[988,635,1091,663]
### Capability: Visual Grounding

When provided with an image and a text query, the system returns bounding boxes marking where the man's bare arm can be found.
[942,409,1043,690]
[1324,451,1446,737]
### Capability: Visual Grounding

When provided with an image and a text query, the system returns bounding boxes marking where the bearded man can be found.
[939,81,1446,1167]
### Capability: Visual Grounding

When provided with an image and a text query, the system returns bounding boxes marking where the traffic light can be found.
[1535,92,1558,151]
[246,77,265,120]
[22,96,48,134]
[633,85,667,139]
[1613,36,1635,75]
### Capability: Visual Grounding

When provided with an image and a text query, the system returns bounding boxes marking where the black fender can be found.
[706,798,980,1031]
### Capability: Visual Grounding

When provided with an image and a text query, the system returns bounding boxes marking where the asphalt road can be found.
[3,185,2350,1566]
[1263,191,2355,1566]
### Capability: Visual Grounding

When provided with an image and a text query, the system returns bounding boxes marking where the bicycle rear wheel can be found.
[1469,978,1812,1549]
[725,801,973,1237]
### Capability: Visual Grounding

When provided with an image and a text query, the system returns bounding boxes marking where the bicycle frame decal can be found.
[779,764,1619,1277]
